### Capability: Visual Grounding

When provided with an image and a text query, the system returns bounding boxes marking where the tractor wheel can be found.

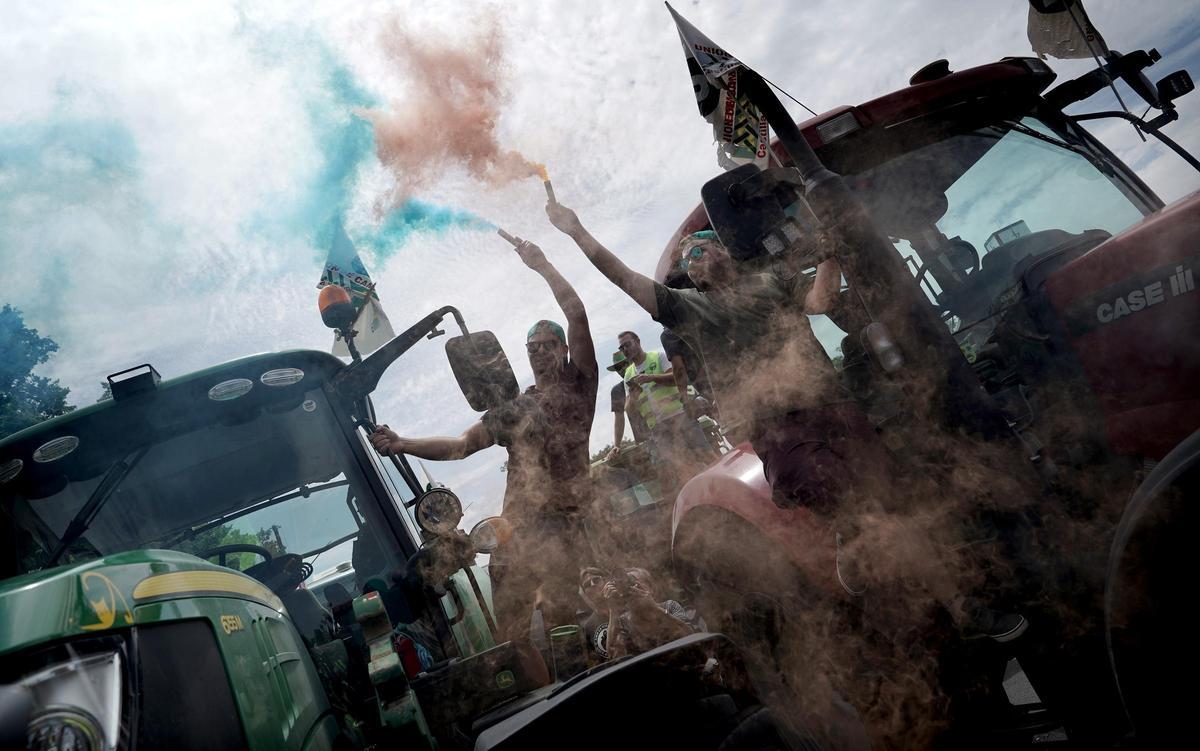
[1106,437,1200,747]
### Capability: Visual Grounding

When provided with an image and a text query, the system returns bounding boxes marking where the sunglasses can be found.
[679,245,705,270]
[526,340,560,354]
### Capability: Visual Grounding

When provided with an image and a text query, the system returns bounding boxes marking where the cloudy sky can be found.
[3,0,1198,525]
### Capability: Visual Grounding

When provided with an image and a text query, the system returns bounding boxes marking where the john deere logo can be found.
[79,572,134,631]
[495,670,515,690]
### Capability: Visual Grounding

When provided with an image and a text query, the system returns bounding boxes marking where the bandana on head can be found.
[688,230,719,243]
[527,319,566,344]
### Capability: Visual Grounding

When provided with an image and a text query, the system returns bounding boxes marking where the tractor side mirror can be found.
[701,164,820,263]
[1156,69,1194,108]
[445,331,519,412]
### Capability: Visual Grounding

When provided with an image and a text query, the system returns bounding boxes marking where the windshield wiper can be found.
[1000,120,1116,177]
[158,479,351,550]
[43,447,148,569]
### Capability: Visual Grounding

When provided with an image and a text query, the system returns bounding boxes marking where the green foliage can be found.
[257,525,287,556]
[0,304,74,438]
[175,524,262,570]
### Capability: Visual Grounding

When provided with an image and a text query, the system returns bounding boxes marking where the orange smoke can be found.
[366,17,545,201]
[535,164,549,182]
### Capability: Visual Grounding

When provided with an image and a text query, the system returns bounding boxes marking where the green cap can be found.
[607,350,630,372]
[527,319,566,344]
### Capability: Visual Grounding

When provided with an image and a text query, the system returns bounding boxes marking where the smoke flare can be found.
[366,17,544,202]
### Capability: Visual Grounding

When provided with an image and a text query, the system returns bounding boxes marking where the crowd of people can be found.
[367,186,1023,702]
[368,197,769,650]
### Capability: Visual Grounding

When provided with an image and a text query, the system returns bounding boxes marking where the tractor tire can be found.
[1106,432,1200,747]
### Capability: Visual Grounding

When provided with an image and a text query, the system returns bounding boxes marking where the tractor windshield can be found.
[849,112,1155,339]
[0,384,397,606]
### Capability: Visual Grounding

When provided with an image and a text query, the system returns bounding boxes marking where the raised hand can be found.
[545,200,584,238]
[513,239,550,272]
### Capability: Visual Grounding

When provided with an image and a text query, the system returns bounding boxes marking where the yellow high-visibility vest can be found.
[623,351,686,430]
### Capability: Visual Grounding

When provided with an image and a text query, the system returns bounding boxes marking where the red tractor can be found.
[661,49,1197,747]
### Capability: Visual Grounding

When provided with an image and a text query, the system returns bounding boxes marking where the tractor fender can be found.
[671,443,841,596]
[1105,427,1200,743]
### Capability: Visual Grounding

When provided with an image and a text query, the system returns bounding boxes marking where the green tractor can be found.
[0,306,790,750]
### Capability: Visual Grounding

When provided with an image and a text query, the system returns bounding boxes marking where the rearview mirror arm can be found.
[333,306,470,401]
[1072,110,1200,174]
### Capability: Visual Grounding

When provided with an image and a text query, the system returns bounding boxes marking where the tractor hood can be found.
[0,549,283,657]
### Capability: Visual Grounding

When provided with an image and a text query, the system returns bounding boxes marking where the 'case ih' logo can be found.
[1095,264,1195,324]
[1063,257,1198,335]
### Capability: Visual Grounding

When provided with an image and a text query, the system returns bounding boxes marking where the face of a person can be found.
[579,568,606,609]
[617,334,643,362]
[527,331,565,376]
[683,240,731,292]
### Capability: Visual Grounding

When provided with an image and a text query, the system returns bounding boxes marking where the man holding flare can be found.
[370,228,598,638]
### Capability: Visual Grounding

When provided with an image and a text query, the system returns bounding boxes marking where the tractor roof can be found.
[0,349,345,454]
[656,57,1057,283]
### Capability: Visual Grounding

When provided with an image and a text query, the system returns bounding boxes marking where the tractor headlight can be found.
[20,652,122,751]
[25,708,104,751]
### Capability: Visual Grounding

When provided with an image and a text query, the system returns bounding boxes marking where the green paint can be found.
[0,550,336,750]
[1,340,509,748]
[441,566,497,656]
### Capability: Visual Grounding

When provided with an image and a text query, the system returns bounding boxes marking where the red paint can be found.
[1045,192,1200,458]
[671,444,840,594]
[657,59,1047,283]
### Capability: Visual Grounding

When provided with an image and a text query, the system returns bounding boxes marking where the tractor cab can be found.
[0,311,510,747]
[663,55,1190,434]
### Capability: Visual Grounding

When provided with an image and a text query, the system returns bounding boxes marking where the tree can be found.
[257,526,287,557]
[174,524,262,570]
[0,305,74,438]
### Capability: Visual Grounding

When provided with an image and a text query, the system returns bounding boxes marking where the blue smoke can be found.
[0,117,141,200]
[241,29,491,262]
[358,199,496,257]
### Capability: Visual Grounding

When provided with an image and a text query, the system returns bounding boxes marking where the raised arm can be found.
[804,257,843,315]
[369,420,493,461]
[546,202,659,318]
[513,239,597,378]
